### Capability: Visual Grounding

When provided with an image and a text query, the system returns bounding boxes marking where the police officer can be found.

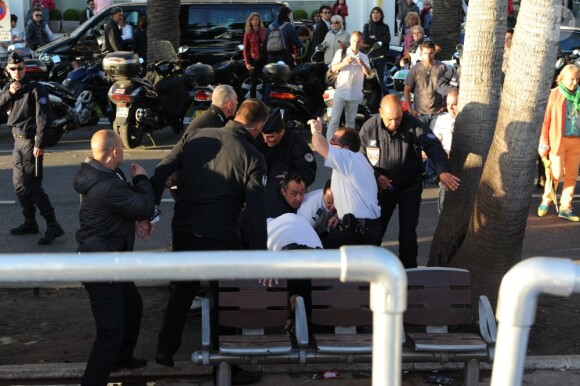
[359,95,460,268]
[150,99,268,384]
[0,52,64,245]
[183,84,238,136]
[256,107,317,188]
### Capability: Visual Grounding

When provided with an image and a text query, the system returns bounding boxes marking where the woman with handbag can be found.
[243,12,267,99]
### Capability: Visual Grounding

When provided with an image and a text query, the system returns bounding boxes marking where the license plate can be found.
[116,107,129,118]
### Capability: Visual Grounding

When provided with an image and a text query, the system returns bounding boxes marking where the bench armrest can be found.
[294,295,309,348]
[478,295,497,344]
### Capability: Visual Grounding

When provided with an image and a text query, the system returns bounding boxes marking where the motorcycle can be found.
[180,46,216,119]
[262,47,330,132]
[212,44,251,101]
[553,48,580,87]
[105,45,192,148]
[41,81,80,146]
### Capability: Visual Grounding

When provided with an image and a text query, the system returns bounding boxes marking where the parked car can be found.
[36,0,290,69]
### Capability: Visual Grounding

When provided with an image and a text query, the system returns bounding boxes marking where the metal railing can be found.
[491,257,580,386]
[0,245,407,386]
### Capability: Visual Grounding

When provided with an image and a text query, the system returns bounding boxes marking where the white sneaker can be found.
[190,296,202,310]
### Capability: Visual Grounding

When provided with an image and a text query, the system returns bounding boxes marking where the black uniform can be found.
[266,187,297,219]
[73,158,155,386]
[183,104,228,136]
[359,113,450,268]
[150,120,267,361]
[0,75,60,234]
[256,129,317,187]
[312,20,330,48]
[25,20,48,50]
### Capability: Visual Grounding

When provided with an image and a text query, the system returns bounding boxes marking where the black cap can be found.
[261,107,284,134]
[7,51,24,65]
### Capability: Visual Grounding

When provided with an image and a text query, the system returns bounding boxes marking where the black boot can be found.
[38,222,64,245]
[10,221,39,235]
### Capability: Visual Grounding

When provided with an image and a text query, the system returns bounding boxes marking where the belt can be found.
[340,214,380,234]
[12,133,35,140]
[356,218,380,229]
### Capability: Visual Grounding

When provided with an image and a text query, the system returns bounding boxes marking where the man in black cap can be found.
[256,107,317,190]
[104,7,126,52]
[0,52,64,244]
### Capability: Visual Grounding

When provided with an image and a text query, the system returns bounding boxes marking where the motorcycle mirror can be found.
[178,45,189,54]
[236,44,244,52]
[574,49,580,55]
[455,44,464,51]
[372,41,382,49]
[315,44,325,52]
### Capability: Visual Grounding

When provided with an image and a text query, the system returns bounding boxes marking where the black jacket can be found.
[25,20,48,50]
[184,104,228,136]
[312,20,329,47]
[363,21,391,57]
[104,19,126,52]
[150,121,268,249]
[0,76,52,148]
[80,7,94,24]
[133,26,147,62]
[359,114,450,190]
[73,158,155,253]
[256,129,317,187]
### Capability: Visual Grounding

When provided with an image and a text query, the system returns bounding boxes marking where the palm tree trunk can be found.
[428,0,506,266]
[430,0,464,59]
[452,0,560,306]
[147,0,181,62]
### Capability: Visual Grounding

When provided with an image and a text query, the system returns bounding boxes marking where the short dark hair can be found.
[506,28,514,34]
[297,26,310,37]
[419,41,436,52]
[87,0,93,4]
[237,99,268,127]
[111,7,123,16]
[281,172,304,191]
[369,7,384,23]
[319,5,331,13]
[336,128,361,152]
[10,14,17,23]
[323,178,331,193]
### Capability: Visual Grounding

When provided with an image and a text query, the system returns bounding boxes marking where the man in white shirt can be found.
[309,118,382,248]
[326,31,371,140]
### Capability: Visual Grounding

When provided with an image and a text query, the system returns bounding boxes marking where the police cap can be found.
[261,107,285,134]
[7,51,24,65]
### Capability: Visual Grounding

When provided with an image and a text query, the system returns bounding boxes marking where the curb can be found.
[2,356,580,381]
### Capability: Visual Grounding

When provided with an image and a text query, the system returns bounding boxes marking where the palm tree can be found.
[428,0,507,266]
[432,0,560,305]
[146,0,181,62]
[430,0,464,59]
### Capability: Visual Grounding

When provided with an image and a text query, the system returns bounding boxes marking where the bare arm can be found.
[308,118,329,159]
[403,85,418,116]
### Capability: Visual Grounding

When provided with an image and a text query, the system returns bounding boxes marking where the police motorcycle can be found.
[261,46,330,132]
[212,44,251,100]
[178,46,216,119]
[105,42,192,148]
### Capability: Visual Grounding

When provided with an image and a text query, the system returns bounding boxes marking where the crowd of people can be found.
[2,1,580,385]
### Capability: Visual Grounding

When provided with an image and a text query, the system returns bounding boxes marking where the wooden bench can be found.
[190,280,308,386]
[295,268,496,386]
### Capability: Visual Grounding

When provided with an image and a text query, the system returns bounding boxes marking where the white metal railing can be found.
[491,257,580,386]
[0,245,407,386]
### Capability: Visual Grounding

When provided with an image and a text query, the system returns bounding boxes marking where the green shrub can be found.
[49,9,61,21]
[63,8,80,21]
[293,9,308,20]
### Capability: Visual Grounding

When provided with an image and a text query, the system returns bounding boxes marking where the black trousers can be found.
[156,232,240,357]
[378,180,423,268]
[248,59,265,99]
[81,282,143,386]
[12,137,56,223]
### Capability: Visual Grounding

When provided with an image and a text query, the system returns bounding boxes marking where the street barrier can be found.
[491,257,580,386]
[0,245,407,386]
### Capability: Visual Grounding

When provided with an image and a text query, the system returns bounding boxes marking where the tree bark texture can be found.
[428,0,506,267]
[146,0,180,63]
[431,0,464,59]
[452,0,561,306]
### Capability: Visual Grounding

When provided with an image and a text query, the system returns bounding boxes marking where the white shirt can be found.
[432,112,455,152]
[297,189,334,234]
[331,47,370,101]
[121,24,133,41]
[325,146,380,219]
[267,214,323,250]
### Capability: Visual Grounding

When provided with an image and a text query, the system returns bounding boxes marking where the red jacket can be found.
[243,28,267,64]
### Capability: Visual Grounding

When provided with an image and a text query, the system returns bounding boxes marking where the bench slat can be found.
[312,309,372,326]
[220,310,288,328]
[407,332,487,352]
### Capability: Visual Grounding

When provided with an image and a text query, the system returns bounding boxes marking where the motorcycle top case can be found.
[185,63,214,86]
[103,51,141,79]
[262,63,291,84]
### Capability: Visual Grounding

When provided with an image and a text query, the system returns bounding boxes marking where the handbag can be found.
[324,47,347,87]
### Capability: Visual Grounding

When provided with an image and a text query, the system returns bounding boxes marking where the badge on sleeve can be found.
[426,133,437,140]
[367,147,380,166]
[304,153,314,163]
[39,97,48,105]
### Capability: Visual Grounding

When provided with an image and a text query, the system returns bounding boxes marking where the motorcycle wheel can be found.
[238,72,263,101]
[119,124,144,149]
[383,60,397,90]
[45,126,64,147]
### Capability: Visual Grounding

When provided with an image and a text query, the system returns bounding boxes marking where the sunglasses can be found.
[8,66,24,71]
[33,14,42,17]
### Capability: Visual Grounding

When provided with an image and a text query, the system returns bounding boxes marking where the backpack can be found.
[266,22,288,53]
